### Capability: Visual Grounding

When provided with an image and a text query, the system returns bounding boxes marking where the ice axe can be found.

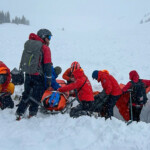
[127,89,133,125]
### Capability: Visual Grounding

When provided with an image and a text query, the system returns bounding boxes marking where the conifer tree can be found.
[5,11,10,23]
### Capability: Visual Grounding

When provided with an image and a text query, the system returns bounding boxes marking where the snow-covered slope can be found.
[0,0,150,150]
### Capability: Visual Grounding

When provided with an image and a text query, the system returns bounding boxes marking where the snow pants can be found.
[105,95,120,118]
[129,105,143,122]
[70,101,94,118]
[16,74,45,116]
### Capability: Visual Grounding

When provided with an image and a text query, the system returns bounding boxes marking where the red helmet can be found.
[71,61,80,72]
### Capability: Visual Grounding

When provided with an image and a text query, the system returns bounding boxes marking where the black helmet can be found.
[54,66,62,76]
[37,29,52,40]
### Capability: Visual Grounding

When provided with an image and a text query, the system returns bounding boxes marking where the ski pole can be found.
[29,96,45,108]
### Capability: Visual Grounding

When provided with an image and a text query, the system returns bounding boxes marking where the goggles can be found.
[47,35,52,41]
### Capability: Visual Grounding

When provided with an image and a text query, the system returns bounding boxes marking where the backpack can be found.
[130,79,147,105]
[20,40,43,74]
[48,92,60,107]
[11,68,24,85]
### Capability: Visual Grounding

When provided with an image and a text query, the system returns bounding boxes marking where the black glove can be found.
[127,89,133,92]
[99,90,109,100]
[46,76,52,88]
[143,99,147,106]
[94,93,100,100]
[94,90,109,101]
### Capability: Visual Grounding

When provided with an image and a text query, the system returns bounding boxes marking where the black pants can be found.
[70,101,94,118]
[104,95,120,118]
[16,74,45,116]
[129,105,143,122]
[93,94,109,113]
[0,95,14,110]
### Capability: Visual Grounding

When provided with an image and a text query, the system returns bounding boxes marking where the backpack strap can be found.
[77,77,87,93]
[74,77,87,105]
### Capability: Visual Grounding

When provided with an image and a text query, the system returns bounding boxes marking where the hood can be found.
[73,69,84,79]
[129,70,139,82]
[29,33,46,44]
[0,61,11,91]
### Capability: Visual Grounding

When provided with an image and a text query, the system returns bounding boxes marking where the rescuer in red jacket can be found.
[16,29,53,120]
[122,70,150,122]
[92,70,122,119]
[58,68,94,118]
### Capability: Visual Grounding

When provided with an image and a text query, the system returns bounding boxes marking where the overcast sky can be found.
[0,0,150,31]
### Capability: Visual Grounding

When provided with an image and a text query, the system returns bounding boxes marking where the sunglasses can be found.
[47,35,52,41]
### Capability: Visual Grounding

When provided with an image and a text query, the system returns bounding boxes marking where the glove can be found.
[94,94,100,100]
[99,90,109,99]
[46,76,51,88]
[57,88,62,92]
[127,89,133,92]
[69,77,75,82]
[143,100,147,106]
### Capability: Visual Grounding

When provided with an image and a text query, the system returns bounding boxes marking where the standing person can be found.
[92,70,122,119]
[62,61,81,84]
[0,61,14,109]
[58,68,94,118]
[16,29,53,120]
[122,70,150,122]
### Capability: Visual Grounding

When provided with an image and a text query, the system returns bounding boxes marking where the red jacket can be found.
[62,68,72,81]
[97,71,122,96]
[0,61,11,92]
[123,70,150,92]
[29,33,52,75]
[58,69,94,102]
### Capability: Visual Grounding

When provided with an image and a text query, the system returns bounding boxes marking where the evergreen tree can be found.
[0,11,2,24]
[0,11,5,24]
[14,16,19,24]
[0,10,30,25]
[21,15,26,24]
[5,11,10,23]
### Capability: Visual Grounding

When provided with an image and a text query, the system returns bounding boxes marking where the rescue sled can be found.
[116,84,150,121]
[40,80,75,114]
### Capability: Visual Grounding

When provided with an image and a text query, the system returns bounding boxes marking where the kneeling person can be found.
[0,61,14,110]
[58,68,94,118]
[92,70,122,119]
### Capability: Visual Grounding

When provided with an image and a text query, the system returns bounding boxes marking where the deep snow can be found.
[0,0,150,150]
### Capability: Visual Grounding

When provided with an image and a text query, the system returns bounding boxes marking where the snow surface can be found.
[0,0,150,150]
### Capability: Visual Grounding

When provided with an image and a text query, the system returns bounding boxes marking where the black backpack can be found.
[11,68,24,85]
[20,40,43,74]
[130,79,147,105]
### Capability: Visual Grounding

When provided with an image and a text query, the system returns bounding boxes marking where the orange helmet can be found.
[102,70,109,74]
[71,61,80,73]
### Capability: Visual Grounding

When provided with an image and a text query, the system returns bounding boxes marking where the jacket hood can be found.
[29,33,46,44]
[0,61,11,92]
[73,69,84,79]
[129,70,139,82]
